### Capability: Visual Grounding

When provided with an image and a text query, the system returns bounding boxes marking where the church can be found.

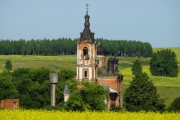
[76,7,123,109]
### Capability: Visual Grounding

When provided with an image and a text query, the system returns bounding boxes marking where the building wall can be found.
[97,76,123,108]
[96,55,106,69]
[97,76,118,90]
[76,41,97,82]
[1,99,19,109]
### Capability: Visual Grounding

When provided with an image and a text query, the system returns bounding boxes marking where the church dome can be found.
[113,57,118,62]
[108,57,114,62]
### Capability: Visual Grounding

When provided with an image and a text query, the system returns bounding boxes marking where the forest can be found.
[0,38,152,57]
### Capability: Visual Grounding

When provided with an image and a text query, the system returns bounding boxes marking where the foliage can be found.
[124,73,165,111]
[0,38,152,57]
[66,91,85,111]
[80,82,109,111]
[1,110,180,120]
[11,68,50,108]
[150,49,179,77]
[168,97,180,112]
[66,82,109,111]
[56,69,77,105]
[131,60,142,76]
[5,59,12,70]
[0,71,18,100]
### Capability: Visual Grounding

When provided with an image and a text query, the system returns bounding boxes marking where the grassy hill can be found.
[0,47,180,108]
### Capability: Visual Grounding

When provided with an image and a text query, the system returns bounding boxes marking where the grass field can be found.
[0,47,180,108]
[0,110,180,120]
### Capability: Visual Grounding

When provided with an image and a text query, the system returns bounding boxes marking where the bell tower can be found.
[76,4,97,82]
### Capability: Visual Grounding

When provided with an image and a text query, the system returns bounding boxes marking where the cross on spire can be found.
[85,3,89,14]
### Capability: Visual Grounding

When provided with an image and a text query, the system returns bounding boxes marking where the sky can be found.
[0,0,180,47]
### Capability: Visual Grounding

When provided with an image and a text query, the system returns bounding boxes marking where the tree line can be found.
[0,38,152,57]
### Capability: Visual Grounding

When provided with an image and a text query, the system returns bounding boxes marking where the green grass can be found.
[0,47,180,108]
[0,55,77,71]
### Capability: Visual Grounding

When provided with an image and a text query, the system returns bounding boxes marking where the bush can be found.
[150,49,179,77]
[5,60,12,70]
[168,97,180,112]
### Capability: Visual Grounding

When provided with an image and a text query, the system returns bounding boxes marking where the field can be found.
[0,47,180,108]
[0,110,180,120]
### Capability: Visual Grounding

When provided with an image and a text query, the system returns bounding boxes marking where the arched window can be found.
[83,47,89,59]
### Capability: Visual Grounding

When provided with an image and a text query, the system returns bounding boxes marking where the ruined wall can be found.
[1,99,19,109]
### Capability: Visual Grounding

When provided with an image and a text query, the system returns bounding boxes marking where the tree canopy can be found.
[124,73,165,111]
[0,38,152,57]
[150,49,179,77]
[131,60,142,76]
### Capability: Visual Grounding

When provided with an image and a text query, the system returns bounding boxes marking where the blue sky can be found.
[0,0,180,47]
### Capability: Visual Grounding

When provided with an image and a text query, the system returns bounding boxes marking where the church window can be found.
[97,60,100,65]
[83,47,89,59]
[84,71,87,78]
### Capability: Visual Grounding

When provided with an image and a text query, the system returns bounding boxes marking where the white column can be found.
[79,68,83,81]
[89,68,92,80]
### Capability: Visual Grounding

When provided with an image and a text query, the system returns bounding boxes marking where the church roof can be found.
[109,88,118,93]
[63,86,70,94]
[103,85,109,90]
[79,12,95,44]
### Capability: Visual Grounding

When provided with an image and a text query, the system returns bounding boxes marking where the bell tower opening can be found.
[83,47,89,59]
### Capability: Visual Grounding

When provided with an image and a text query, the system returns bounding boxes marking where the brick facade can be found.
[1,99,19,109]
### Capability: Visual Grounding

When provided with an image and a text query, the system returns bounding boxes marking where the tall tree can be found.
[124,73,165,111]
[131,60,142,76]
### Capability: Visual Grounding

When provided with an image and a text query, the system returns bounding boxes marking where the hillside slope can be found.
[0,47,179,108]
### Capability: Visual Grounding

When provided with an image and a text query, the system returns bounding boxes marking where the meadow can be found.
[0,47,180,108]
[0,110,180,120]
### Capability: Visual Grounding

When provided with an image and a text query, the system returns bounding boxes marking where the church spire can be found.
[79,4,95,43]
[85,3,89,15]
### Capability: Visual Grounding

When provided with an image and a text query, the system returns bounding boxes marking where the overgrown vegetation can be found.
[66,82,109,111]
[0,68,108,111]
[0,68,76,109]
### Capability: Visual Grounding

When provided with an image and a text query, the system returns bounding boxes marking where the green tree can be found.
[0,71,18,100]
[12,68,50,108]
[132,60,142,76]
[80,82,109,111]
[66,91,85,111]
[150,49,179,77]
[124,73,165,111]
[66,82,109,111]
[168,97,180,112]
[5,59,12,70]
